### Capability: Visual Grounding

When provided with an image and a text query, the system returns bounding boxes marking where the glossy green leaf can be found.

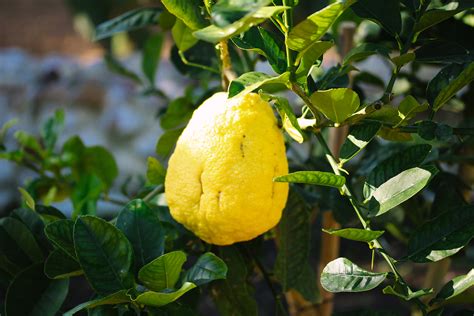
[321,257,387,293]
[431,269,474,304]
[18,187,35,211]
[160,97,194,130]
[228,71,290,98]
[194,6,287,43]
[134,282,196,307]
[368,166,437,217]
[415,1,474,34]
[295,41,333,83]
[74,216,133,295]
[274,171,345,188]
[147,157,166,185]
[142,33,163,86]
[288,2,346,51]
[161,0,207,30]
[44,219,76,259]
[309,88,360,124]
[383,283,433,301]
[104,54,142,84]
[211,0,271,26]
[396,95,428,126]
[261,93,304,143]
[44,248,82,279]
[183,252,227,286]
[138,251,187,292]
[339,121,382,164]
[275,190,320,302]
[95,7,162,40]
[116,199,165,271]
[343,43,391,65]
[156,128,184,158]
[36,204,66,222]
[5,263,69,316]
[363,144,432,199]
[71,174,103,217]
[323,228,384,243]
[84,146,118,188]
[0,217,43,266]
[11,207,49,251]
[352,0,401,35]
[316,64,354,90]
[391,52,416,68]
[427,62,474,111]
[232,26,286,74]
[63,290,131,316]
[172,19,198,52]
[408,205,474,263]
[415,41,473,64]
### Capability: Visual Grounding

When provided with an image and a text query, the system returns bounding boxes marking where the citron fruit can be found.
[165,92,289,245]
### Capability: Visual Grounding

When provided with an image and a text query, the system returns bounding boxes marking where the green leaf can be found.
[138,251,187,292]
[44,248,82,279]
[63,290,131,316]
[288,2,346,51]
[431,269,474,304]
[274,171,345,188]
[232,26,286,74]
[212,246,258,316]
[5,263,69,316]
[321,257,387,293]
[11,207,49,251]
[194,6,287,43]
[160,97,194,130]
[323,228,384,243]
[351,0,401,35]
[172,19,198,52]
[211,0,271,26]
[18,187,35,211]
[41,109,65,151]
[183,252,227,286]
[260,93,304,143]
[134,282,196,307]
[156,128,184,158]
[339,121,382,164]
[228,71,290,98]
[427,62,474,111]
[415,1,474,34]
[368,166,437,217]
[74,216,133,295]
[104,54,142,84]
[161,0,207,30]
[391,52,416,68]
[147,157,167,185]
[415,41,473,64]
[363,144,432,199]
[116,199,165,271]
[0,118,17,149]
[343,43,391,65]
[95,7,162,40]
[295,41,334,82]
[84,146,118,188]
[309,88,360,124]
[36,204,66,222]
[275,190,320,302]
[14,131,45,158]
[71,174,103,217]
[44,219,76,259]
[0,217,44,266]
[408,205,474,263]
[397,95,428,126]
[316,64,354,90]
[142,33,163,86]
[383,283,433,301]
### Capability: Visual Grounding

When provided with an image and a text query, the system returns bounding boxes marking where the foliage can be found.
[1,0,474,315]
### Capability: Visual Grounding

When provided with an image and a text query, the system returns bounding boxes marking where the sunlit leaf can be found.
[183,252,228,286]
[138,251,187,292]
[172,19,198,52]
[431,269,474,304]
[310,88,360,124]
[352,0,401,35]
[339,121,382,164]
[161,0,207,30]
[134,282,196,307]
[63,290,131,316]
[323,228,384,243]
[274,171,345,188]
[228,71,290,98]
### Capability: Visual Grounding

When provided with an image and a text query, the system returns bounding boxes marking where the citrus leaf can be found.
[415,1,474,34]
[142,33,163,86]
[104,54,142,84]
[339,121,382,164]
[134,282,196,307]
[321,257,387,293]
[211,0,271,26]
[383,283,433,301]
[408,205,474,263]
[415,41,473,64]
[95,7,162,40]
[138,251,187,292]
[18,187,36,211]
[274,171,345,188]
[11,207,49,252]
[194,6,287,43]
[116,199,166,271]
[322,228,384,243]
[343,43,391,65]
[391,52,416,68]
[41,109,64,151]
[275,190,319,302]
[232,26,286,74]
[397,95,428,126]
[368,166,437,217]
[228,71,290,98]
[183,252,227,286]
[295,41,334,82]
[363,144,432,199]
[161,0,207,30]
[288,2,346,51]
[84,146,118,188]
[351,0,401,35]
[309,88,360,124]
[44,219,76,260]
[5,263,69,316]
[431,269,474,304]
[74,216,133,295]
[172,19,198,52]
[44,248,82,279]
[147,157,167,185]
[156,128,184,158]
[63,290,131,316]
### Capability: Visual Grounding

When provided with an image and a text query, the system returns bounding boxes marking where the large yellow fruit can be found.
[165,92,289,245]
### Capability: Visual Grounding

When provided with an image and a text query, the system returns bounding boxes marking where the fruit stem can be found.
[219,40,236,91]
